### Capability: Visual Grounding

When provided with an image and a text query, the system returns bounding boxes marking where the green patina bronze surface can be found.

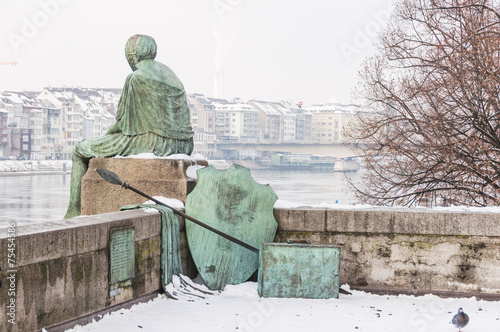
[258,243,341,299]
[109,227,135,284]
[185,165,278,290]
[64,34,193,219]
[121,204,182,288]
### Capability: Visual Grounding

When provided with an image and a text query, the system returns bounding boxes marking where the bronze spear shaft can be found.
[95,168,259,254]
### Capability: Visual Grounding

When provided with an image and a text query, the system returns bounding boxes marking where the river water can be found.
[0,169,360,226]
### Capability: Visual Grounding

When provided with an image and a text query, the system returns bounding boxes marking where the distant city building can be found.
[37,87,120,159]
[305,104,358,144]
[1,91,40,159]
[0,87,119,159]
[0,108,8,156]
[268,102,297,142]
[0,87,361,160]
[248,100,282,141]
[187,93,218,159]
[38,99,62,159]
[215,102,259,140]
[281,100,312,142]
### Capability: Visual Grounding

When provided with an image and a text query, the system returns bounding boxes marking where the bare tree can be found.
[346,0,500,207]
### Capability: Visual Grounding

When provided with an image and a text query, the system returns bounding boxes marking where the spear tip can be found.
[95,168,124,186]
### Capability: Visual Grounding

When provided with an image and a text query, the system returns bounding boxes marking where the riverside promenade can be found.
[2,158,500,331]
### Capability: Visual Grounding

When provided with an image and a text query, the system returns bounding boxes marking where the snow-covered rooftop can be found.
[215,103,258,112]
[271,102,295,116]
[305,103,360,114]
[249,100,282,116]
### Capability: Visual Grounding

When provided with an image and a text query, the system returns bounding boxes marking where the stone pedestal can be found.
[81,157,208,215]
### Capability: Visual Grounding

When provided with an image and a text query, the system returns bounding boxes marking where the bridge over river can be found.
[217,141,360,159]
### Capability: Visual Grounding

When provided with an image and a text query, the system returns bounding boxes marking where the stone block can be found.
[274,207,326,232]
[81,157,208,216]
[326,208,500,236]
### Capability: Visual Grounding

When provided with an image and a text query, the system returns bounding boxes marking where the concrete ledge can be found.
[273,207,327,232]
[0,210,159,268]
[274,207,500,236]
[325,208,500,236]
[0,210,195,332]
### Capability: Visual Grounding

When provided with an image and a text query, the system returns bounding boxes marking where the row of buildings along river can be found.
[0,87,360,161]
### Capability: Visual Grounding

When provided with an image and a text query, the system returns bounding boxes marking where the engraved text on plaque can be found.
[109,227,135,284]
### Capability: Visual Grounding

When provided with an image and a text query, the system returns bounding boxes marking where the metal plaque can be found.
[109,227,135,284]
[258,243,341,299]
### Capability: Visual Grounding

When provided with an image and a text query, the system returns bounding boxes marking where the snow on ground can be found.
[141,196,185,210]
[64,282,500,332]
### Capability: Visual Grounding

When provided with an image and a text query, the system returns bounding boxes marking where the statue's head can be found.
[125,34,157,71]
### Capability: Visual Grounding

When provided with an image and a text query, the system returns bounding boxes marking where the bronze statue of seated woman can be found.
[64,34,193,219]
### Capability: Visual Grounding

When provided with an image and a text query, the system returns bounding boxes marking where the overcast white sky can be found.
[0,0,392,105]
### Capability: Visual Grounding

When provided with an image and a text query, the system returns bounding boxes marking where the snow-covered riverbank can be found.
[0,157,224,174]
[0,160,71,173]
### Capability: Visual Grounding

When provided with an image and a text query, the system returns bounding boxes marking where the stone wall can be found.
[2,206,500,331]
[274,207,500,294]
[0,210,196,332]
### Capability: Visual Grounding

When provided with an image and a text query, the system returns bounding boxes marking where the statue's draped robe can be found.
[74,59,193,158]
[64,34,194,219]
